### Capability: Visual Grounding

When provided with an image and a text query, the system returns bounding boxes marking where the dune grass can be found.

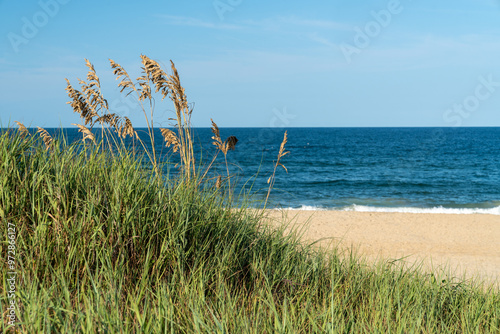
[1,130,500,333]
[1,55,500,332]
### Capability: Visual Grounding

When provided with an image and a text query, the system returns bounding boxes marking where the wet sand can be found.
[265,210,500,287]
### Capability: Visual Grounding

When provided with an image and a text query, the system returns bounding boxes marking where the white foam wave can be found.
[276,205,326,211]
[345,205,500,215]
[279,205,500,215]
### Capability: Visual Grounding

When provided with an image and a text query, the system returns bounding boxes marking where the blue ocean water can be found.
[213,127,500,214]
[43,127,500,214]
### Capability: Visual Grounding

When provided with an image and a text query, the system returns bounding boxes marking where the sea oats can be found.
[68,55,198,178]
[211,119,238,155]
[137,79,152,102]
[14,121,29,138]
[160,128,180,152]
[65,79,95,126]
[265,131,289,205]
[118,117,136,139]
[224,136,238,151]
[82,59,109,114]
[110,59,136,98]
[140,55,170,99]
[276,131,289,172]
[72,123,95,144]
[96,113,114,126]
[211,119,223,150]
[37,127,53,150]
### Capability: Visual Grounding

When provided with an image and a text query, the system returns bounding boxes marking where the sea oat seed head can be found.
[160,128,180,152]
[72,123,95,144]
[224,136,238,151]
[37,127,53,150]
[14,121,29,138]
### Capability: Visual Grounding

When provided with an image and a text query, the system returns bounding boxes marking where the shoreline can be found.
[272,205,500,215]
[265,209,500,287]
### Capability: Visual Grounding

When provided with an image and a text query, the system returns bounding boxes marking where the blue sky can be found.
[1,0,500,127]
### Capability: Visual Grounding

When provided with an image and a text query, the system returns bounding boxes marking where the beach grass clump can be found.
[1,55,500,332]
[1,128,500,333]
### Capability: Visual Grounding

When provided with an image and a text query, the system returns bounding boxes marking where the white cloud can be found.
[156,14,242,30]
[306,33,338,48]
[156,14,350,34]
[240,16,350,32]
[277,16,350,31]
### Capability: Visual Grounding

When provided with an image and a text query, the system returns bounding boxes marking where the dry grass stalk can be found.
[265,131,289,206]
[65,59,109,130]
[268,131,289,182]
[160,128,180,152]
[198,119,223,183]
[211,119,238,155]
[68,55,207,180]
[132,57,196,179]
[134,55,180,173]
[225,136,238,151]
[216,175,222,189]
[208,119,239,193]
[211,119,224,152]
[139,55,169,99]
[65,79,96,126]
[72,123,95,144]
[96,113,118,127]
[166,59,195,179]
[14,121,30,138]
[137,79,152,102]
[67,59,141,156]
[67,57,158,171]
[117,117,137,139]
[79,60,109,123]
[167,61,191,133]
[110,59,135,96]
[37,127,53,150]
[84,59,108,111]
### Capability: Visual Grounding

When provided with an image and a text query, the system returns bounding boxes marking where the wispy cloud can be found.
[277,16,350,30]
[241,16,350,31]
[306,33,338,48]
[156,14,350,33]
[233,16,349,48]
[178,49,346,85]
[156,15,242,30]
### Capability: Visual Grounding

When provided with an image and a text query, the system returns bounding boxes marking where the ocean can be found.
[41,127,500,214]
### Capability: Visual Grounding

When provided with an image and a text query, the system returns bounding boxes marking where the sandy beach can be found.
[266,210,500,286]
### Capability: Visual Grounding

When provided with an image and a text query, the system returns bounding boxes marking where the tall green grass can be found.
[1,129,499,333]
[2,54,500,332]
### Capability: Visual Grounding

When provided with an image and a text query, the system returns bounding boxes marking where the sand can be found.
[265,210,500,287]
